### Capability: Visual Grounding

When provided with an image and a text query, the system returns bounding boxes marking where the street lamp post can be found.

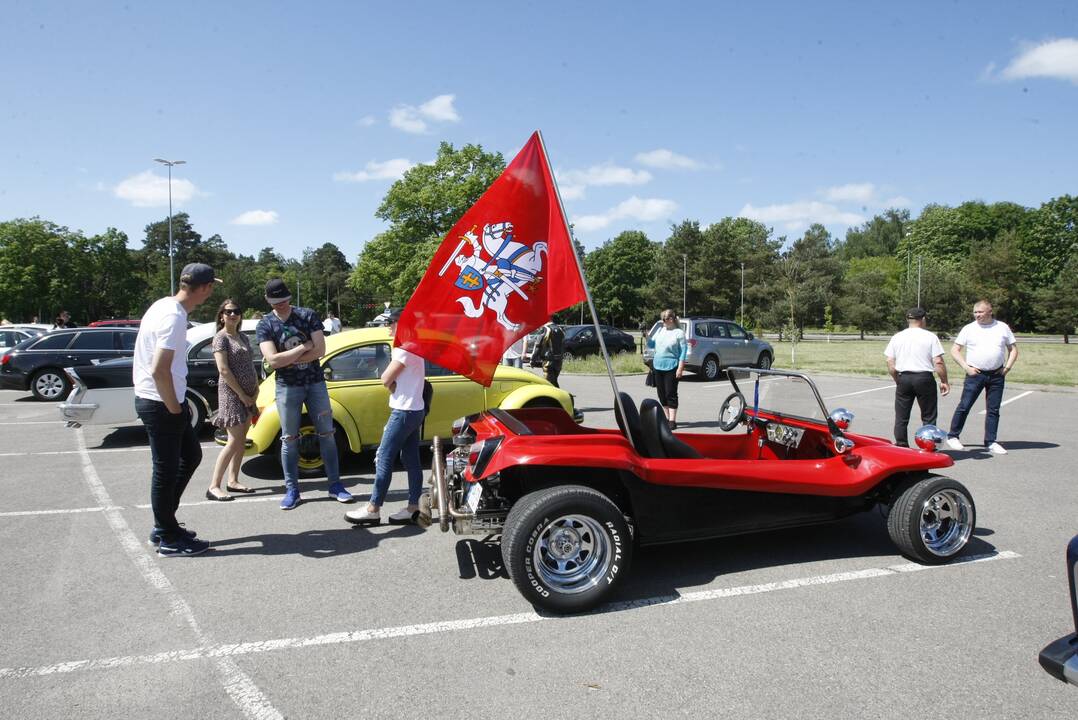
[153,158,186,295]
[682,254,687,317]
[740,262,745,327]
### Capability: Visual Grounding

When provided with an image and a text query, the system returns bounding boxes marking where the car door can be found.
[186,338,221,407]
[66,330,121,368]
[722,322,754,365]
[426,360,484,440]
[569,327,596,357]
[322,342,392,447]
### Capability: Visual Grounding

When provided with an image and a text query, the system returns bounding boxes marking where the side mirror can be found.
[746,332,754,340]
[829,408,854,430]
[323,366,334,381]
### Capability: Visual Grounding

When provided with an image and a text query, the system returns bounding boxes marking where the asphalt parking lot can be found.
[2,370,1077,719]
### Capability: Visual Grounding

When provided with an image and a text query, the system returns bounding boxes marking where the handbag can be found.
[644,369,656,387]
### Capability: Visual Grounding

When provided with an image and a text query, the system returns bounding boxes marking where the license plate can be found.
[465,482,483,513]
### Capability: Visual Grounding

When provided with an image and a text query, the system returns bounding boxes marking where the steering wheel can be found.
[718,392,746,431]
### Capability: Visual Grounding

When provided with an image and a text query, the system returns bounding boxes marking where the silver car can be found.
[643,317,773,381]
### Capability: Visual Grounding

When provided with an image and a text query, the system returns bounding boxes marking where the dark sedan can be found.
[561,324,636,360]
[0,327,138,400]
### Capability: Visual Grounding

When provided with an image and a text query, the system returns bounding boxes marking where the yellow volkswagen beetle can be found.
[242,328,580,474]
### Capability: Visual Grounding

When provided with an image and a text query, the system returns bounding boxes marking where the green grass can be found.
[770,339,1078,387]
[561,341,1078,386]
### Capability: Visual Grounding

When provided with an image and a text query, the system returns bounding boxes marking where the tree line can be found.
[1,142,1075,339]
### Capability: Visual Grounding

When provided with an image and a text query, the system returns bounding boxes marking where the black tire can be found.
[31,367,71,401]
[502,485,632,613]
[295,421,347,477]
[887,475,975,564]
[702,354,721,381]
[522,397,562,410]
[562,350,574,362]
[756,352,773,370]
[184,393,208,430]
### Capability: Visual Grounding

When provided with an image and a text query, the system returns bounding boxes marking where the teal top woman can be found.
[651,309,687,428]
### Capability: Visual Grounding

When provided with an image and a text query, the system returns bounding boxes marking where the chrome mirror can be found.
[829,407,854,430]
[833,436,856,454]
[914,425,947,452]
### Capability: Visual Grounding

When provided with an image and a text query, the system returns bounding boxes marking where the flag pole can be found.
[535,130,635,450]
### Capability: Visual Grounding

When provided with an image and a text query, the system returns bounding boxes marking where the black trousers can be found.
[893,371,938,446]
[654,368,680,409]
[135,398,202,542]
[544,360,563,388]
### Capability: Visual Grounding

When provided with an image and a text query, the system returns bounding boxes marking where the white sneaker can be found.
[388,507,418,525]
[987,442,1008,455]
[944,437,965,451]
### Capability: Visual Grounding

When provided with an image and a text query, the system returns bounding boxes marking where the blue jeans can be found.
[370,408,424,507]
[135,398,201,543]
[277,379,339,491]
[948,370,1006,445]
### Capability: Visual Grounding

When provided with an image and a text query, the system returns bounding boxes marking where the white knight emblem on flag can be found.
[438,221,547,331]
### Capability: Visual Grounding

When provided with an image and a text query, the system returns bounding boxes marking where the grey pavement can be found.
[1,369,1076,719]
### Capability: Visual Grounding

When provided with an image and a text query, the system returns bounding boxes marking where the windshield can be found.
[729,369,829,424]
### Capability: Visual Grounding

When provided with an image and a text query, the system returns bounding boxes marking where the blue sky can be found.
[2,1,1076,261]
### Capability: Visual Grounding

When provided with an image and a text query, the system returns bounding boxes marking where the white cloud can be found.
[230,210,279,226]
[634,149,702,170]
[556,163,651,200]
[738,201,864,231]
[881,196,912,209]
[573,196,678,232]
[333,158,415,182]
[822,182,876,203]
[114,170,200,208]
[389,93,460,134]
[1000,38,1078,84]
[358,115,376,127]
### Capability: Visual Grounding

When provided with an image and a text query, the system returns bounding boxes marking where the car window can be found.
[726,323,747,340]
[0,331,13,346]
[709,322,728,338]
[70,332,116,350]
[193,340,215,360]
[325,343,390,381]
[243,331,263,361]
[32,333,74,350]
[117,331,136,350]
[424,359,456,377]
[694,322,710,338]
[575,328,595,342]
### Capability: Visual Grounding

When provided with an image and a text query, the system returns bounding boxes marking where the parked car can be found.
[365,307,404,327]
[643,316,773,380]
[10,323,51,336]
[420,367,975,613]
[1039,533,1078,687]
[88,318,141,328]
[0,327,139,400]
[0,327,37,354]
[60,320,264,429]
[559,324,636,360]
[241,327,581,474]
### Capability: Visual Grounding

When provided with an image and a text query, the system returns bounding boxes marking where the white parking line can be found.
[0,442,219,458]
[70,429,282,720]
[978,390,1034,415]
[824,385,894,400]
[0,549,1019,680]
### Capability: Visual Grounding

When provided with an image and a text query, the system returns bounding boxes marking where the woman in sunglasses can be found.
[207,299,259,500]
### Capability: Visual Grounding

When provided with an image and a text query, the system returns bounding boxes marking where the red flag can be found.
[395,132,586,386]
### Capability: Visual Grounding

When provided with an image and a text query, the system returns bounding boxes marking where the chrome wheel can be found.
[757,354,772,370]
[32,369,68,401]
[533,514,611,595]
[919,489,974,557]
[703,355,720,380]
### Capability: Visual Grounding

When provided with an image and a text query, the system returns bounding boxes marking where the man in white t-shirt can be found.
[884,307,950,447]
[945,300,1019,455]
[322,310,341,335]
[345,308,427,526]
[133,263,220,556]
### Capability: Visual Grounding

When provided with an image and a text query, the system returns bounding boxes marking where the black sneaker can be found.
[149,524,197,545]
[157,537,210,557]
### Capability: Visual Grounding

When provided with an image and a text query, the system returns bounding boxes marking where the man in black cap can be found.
[133,262,221,556]
[256,278,354,509]
[883,307,950,447]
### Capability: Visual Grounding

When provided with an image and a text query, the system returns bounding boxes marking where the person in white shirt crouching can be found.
[884,307,950,447]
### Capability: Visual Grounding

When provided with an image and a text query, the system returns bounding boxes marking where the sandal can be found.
[226,483,256,494]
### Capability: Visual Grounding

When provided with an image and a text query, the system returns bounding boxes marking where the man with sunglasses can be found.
[256,278,354,509]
